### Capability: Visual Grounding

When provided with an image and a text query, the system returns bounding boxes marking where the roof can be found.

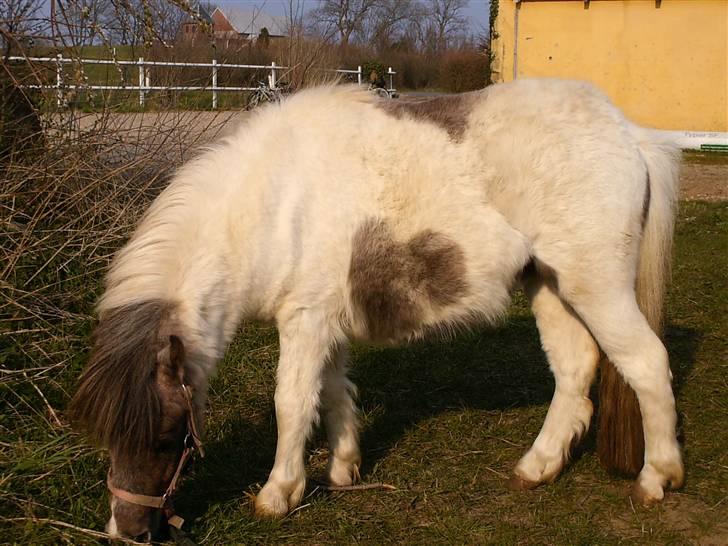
[214,7,288,36]
[187,2,217,24]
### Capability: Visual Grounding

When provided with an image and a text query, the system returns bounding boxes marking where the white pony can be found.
[71,80,683,540]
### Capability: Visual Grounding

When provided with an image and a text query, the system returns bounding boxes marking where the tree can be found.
[104,0,144,46]
[362,0,424,53]
[147,0,188,44]
[426,0,467,53]
[310,0,380,51]
[52,0,114,48]
[1,0,45,57]
[257,27,271,48]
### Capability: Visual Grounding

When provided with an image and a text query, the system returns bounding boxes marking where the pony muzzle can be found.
[106,495,161,542]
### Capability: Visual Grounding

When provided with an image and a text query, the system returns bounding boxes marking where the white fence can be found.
[7,55,397,109]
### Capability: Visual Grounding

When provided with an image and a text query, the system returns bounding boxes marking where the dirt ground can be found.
[70,110,727,201]
[680,157,728,201]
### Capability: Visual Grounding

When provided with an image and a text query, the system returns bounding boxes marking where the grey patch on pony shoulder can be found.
[348,218,468,341]
[69,300,179,462]
[376,93,480,142]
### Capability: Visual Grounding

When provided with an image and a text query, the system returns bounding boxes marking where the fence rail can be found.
[7,55,397,109]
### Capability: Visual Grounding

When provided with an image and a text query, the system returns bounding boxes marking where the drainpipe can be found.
[513,0,522,80]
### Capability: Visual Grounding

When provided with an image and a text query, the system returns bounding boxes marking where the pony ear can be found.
[157,335,186,384]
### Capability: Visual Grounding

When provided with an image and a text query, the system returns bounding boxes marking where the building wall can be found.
[491,0,727,131]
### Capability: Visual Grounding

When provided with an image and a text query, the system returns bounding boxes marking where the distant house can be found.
[179,3,215,43]
[180,4,287,46]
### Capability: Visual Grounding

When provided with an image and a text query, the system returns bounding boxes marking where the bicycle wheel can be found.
[246,91,263,110]
[373,88,391,99]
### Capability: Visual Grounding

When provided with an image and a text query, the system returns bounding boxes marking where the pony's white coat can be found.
[101,85,529,361]
[98,80,683,520]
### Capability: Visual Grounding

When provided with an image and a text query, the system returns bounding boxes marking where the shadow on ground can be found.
[175,312,701,526]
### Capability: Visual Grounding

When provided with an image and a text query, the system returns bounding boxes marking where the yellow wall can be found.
[491,0,728,131]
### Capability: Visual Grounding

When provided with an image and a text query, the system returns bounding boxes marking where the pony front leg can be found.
[321,343,361,486]
[255,309,335,518]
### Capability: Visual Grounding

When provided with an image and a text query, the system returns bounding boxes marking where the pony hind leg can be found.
[563,277,683,504]
[255,308,336,518]
[320,342,361,486]
[510,270,600,489]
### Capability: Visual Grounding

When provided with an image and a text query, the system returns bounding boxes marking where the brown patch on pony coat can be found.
[349,218,468,341]
[69,300,178,461]
[376,93,480,141]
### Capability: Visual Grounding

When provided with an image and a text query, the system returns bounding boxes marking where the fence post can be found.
[138,57,145,108]
[55,53,63,107]
[212,59,218,109]
[388,67,393,91]
[357,65,362,86]
[270,61,277,89]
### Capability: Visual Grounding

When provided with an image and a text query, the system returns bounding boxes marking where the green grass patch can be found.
[1,201,726,544]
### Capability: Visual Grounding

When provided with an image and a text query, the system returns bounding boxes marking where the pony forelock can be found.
[70,300,176,460]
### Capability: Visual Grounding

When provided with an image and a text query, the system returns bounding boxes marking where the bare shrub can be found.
[438,48,487,93]
[0,43,236,535]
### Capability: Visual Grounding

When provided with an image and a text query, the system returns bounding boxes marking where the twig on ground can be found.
[313,480,397,492]
[482,466,509,479]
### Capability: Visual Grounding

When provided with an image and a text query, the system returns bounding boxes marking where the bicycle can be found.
[368,83,393,99]
[246,80,288,110]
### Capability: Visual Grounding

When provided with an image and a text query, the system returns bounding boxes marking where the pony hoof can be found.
[631,480,664,507]
[254,478,306,519]
[507,473,540,491]
[254,497,288,519]
[254,486,290,519]
[665,462,685,490]
[327,458,361,487]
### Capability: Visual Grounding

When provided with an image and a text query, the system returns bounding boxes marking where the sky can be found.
[216,0,491,34]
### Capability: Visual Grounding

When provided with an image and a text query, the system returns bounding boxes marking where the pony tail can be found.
[597,358,644,476]
[597,129,680,476]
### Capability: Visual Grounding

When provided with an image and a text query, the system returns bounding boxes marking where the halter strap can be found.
[106,382,204,529]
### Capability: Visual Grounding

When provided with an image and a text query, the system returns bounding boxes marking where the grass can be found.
[1,200,726,545]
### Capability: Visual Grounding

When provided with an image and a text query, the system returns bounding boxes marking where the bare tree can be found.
[52,0,114,48]
[426,0,467,53]
[1,0,45,57]
[310,0,380,51]
[361,0,423,52]
[147,0,188,44]
[103,0,143,46]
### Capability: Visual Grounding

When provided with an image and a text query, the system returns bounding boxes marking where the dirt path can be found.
[680,161,728,201]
